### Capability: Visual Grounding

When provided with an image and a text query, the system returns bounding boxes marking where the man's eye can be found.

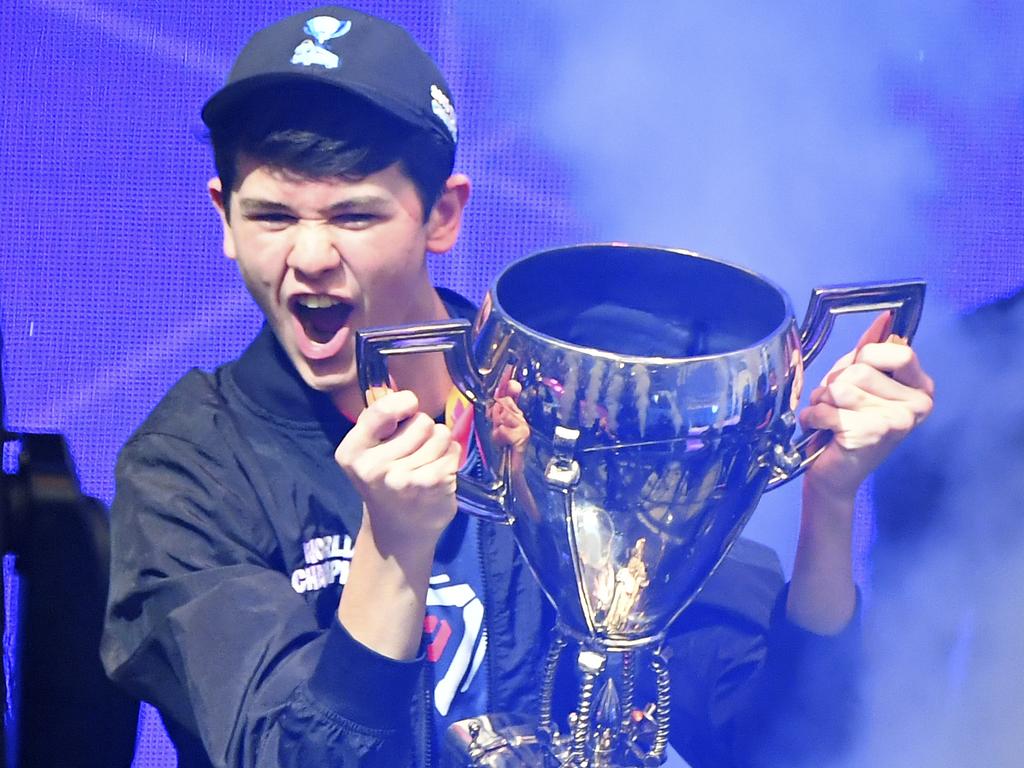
[250,213,296,225]
[333,213,378,228]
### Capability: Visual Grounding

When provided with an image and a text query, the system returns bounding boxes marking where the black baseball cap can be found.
[201,6,457,151]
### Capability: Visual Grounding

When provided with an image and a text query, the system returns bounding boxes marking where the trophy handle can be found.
[356,319,513,524]
[766,279,926,489]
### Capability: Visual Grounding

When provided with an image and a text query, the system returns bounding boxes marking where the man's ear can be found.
[425,173,471,254]
[207,177,237,261]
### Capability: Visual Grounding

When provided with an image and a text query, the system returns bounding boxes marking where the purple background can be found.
[2,1,1022,765]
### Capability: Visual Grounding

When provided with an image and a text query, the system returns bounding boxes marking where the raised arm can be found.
[788,312,935,634]
[334,388,461,660]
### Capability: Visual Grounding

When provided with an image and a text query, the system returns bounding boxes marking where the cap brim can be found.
[203,72,365,128]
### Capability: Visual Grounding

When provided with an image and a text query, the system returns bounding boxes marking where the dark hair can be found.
[209,81,455,218]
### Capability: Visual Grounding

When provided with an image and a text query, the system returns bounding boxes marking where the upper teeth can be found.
[297,296,341,309]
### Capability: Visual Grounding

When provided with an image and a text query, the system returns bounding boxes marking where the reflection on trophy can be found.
[358,244,924,767]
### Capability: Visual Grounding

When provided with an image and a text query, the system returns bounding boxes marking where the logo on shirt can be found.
[291,533,352,593]
[426,574,487,716]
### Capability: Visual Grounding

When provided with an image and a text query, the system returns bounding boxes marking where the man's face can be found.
[211,156,466,403]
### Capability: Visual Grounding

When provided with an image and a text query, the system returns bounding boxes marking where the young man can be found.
[102,6,934,768]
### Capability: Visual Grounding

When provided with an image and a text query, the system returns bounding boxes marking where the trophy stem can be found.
[539,633,568,735]
[570,649,607,766]
[645,651,671,765]
[620,651,636,728]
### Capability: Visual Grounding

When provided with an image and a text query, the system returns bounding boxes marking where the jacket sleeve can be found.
[101,430,422,768]
[665,542,862,768]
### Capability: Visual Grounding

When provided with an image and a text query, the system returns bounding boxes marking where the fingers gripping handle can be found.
[767,279,926,489]
[356,320,512,523]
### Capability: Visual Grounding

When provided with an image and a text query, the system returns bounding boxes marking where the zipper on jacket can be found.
[476,510,494,716]
[422,670,434,768]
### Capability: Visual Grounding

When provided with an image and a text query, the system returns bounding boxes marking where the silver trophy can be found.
[357,244,924,767]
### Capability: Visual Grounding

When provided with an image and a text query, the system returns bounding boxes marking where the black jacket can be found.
[102,291,860,768]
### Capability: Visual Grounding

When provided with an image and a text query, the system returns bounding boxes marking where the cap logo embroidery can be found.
[431,84,458,142]
[290,16,352,70]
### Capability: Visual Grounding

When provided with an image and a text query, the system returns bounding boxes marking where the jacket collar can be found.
[230,324,351,439]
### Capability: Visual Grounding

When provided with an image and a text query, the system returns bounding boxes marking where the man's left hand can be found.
[798,311,935,503]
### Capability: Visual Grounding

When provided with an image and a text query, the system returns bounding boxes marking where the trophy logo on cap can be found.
[291,16,352,70]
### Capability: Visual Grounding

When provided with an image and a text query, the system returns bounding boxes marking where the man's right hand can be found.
[333,389,461,660]
[336,389,461,553]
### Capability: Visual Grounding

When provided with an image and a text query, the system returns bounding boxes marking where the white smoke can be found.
[837,299,1024,767]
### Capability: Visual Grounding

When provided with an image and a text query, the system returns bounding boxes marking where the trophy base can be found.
[444,630,670,767]
[445,714,557,767]
[444,712,662,768]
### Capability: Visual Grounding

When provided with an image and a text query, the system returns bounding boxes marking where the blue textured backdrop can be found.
[2,1,1022,765]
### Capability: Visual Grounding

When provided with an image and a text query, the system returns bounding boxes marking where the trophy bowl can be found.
[358,244,924,766]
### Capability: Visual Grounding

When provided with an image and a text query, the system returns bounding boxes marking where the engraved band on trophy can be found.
[357,244,924,767]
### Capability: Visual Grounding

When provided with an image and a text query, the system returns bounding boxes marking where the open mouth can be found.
[291,295,353,345]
